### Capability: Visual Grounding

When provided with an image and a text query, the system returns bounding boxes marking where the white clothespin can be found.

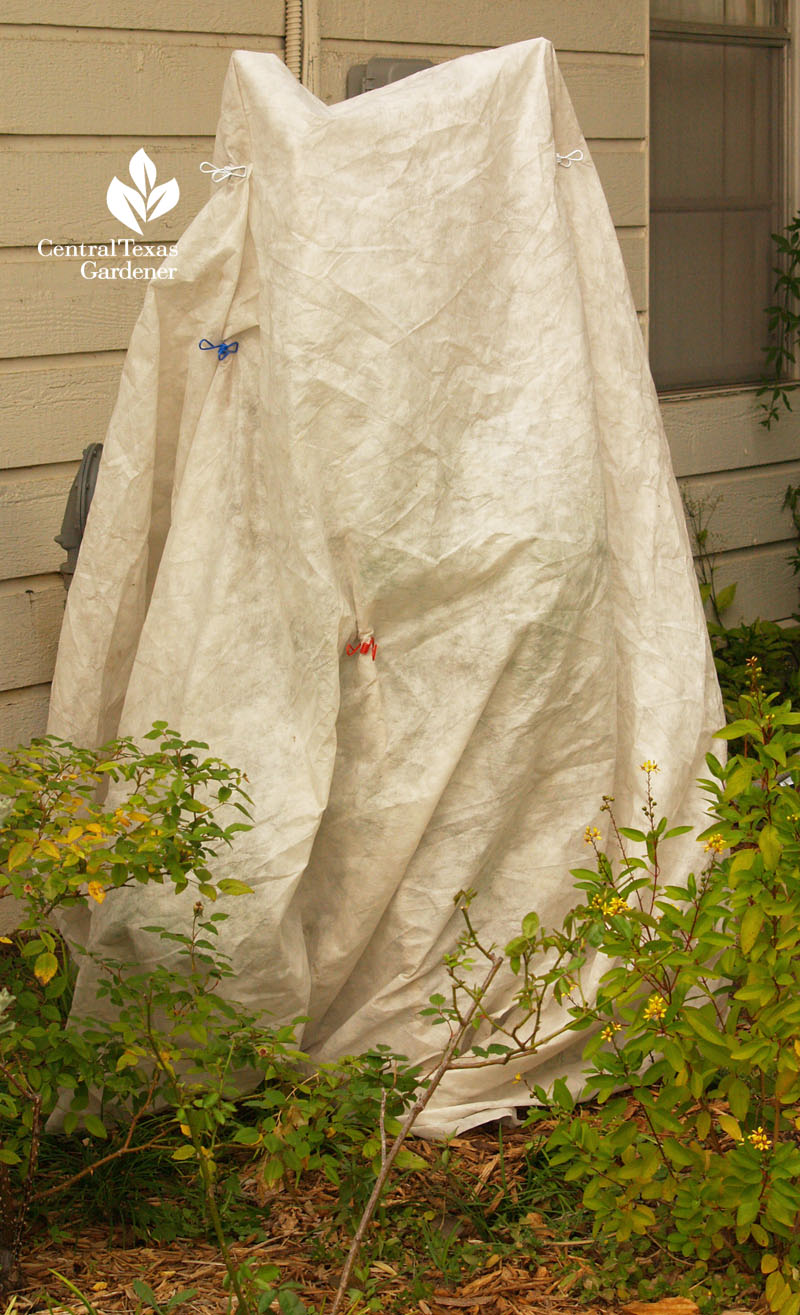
[556,149,585,168]
[199,161,250,183]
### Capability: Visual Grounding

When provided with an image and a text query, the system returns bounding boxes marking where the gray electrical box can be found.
[346,57,433,99]
[55,442,103,586]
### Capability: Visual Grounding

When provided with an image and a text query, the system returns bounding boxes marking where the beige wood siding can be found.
[1,1,648,750]
[663,390,800,622]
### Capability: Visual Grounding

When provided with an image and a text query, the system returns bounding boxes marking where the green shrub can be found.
[509,660,800,1314]
[711,616,800,716]
[0,724,256,1292]
[0,725,428,1314]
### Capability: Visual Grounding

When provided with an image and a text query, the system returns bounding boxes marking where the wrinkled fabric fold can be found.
[49,39,723,1137]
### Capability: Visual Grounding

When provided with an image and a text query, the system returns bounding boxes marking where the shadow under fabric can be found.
[48,39,723,1138]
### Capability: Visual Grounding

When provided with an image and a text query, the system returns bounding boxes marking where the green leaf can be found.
[662,1137,696,1167]
[740,906,766,955]
[216,878,254,896]
[766,1269,787,1308]
[83,1113,107,1139]
[233,1126,261,1145]
[764,741,787,767]
[759,825,783,871]
[115,1050,140,1072]
[33,951,58,986]
[682,1008,726,1048]
[730,848,756,876]
[716,720,762,741]
[727,1077,751,1121]
[552,1077,574,1110]
[132,1279,159,1305]
[394,1148,427,1171]
[163,1289,199,1311]
[278,1292,308,1315]
[718,1113,742,1141]
[724,763,756,799]
[7,840,33,871]
[521,911,539,938]
[715,583,737,612]
[0,1149,21,1165]
[172,1143,197,1161]
[736,1195,761,1228]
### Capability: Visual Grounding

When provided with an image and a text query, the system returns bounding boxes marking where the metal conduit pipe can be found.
[285,0,303,79]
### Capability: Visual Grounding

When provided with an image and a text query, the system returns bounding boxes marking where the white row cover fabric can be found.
[48,40,723,1137]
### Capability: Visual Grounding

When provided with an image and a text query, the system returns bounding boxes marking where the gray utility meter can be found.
[55,442,103,586]
[346,57,433,98]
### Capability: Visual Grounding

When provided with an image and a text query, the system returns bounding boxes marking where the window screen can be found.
[649,15,785,390]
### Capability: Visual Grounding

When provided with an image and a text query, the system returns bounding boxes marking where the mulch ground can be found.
[8,1125,625,1315]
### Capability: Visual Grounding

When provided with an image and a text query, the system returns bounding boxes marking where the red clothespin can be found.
[345,635,377,660]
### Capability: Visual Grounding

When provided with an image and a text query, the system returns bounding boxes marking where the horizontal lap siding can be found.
[663,391,800,623]
[0,13,285,746]
[1,0,648,747]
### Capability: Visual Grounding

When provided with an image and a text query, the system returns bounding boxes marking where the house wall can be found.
[662,390,800,623]
[5,0,782,755]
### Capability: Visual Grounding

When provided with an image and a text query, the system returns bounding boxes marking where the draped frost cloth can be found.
[49,39,723,1137]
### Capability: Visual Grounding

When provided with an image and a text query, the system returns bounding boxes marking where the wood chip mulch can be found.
[6,1124,654,1315]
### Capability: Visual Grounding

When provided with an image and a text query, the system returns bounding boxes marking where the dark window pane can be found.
[649,35,782,389]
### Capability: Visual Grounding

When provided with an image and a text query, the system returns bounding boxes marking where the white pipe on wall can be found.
[285,0,302,79]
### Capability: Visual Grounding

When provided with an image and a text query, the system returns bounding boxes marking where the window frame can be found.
[649,2,797,399]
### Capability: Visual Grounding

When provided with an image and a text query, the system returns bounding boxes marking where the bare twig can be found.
[329,952,503,1315]
[32,1069,162,1203]
[379,1089,387,1169]
[32,1130,169,1204]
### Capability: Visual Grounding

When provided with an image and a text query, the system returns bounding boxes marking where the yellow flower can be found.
[87,881,106,904]
[513,1073,523,1084]
[703,833,726,855]
[590,893,627,917]
[584,826,601,844]
[643,993,667,1022]
[640,760,660,773]
[601,1022,621,1041]
[748,1126,772,1151]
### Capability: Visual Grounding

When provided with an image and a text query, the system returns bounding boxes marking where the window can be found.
[649,0,789,390]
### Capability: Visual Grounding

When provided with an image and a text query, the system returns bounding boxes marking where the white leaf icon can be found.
[129,147,157,194]
[106,177,145,234]
[107,149,181,231]
[146,177,180,221]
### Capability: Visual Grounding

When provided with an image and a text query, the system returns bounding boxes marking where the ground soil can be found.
[9,1125,622,1315]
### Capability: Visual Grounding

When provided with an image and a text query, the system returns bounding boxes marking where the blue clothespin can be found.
[199,338,239,361]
